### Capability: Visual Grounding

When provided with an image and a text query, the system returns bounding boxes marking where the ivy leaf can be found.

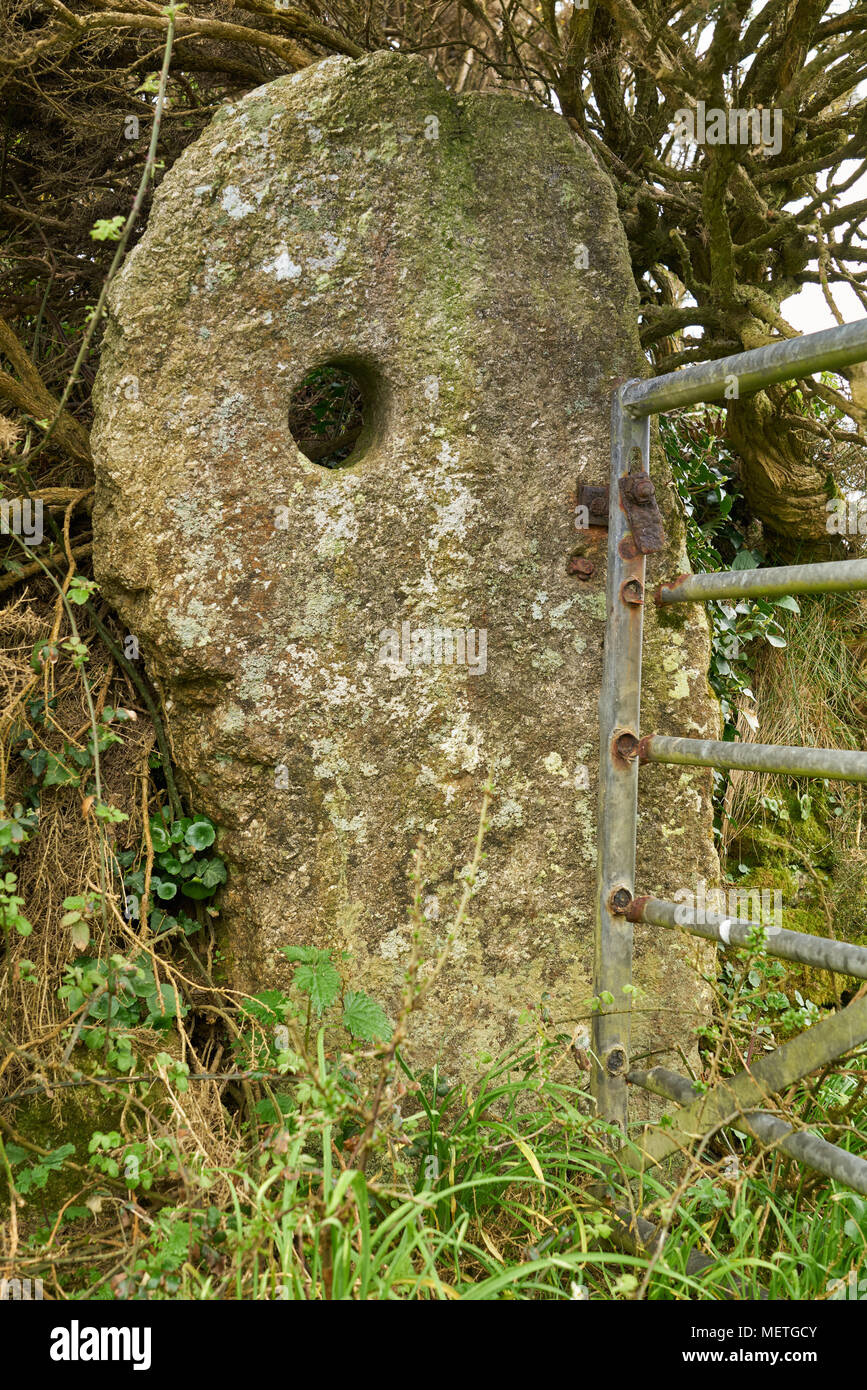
[293,958,341,1014]
[43,756,80,788]
[341,990,390,1041]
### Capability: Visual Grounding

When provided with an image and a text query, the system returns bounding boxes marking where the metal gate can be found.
[591,318,867,1194]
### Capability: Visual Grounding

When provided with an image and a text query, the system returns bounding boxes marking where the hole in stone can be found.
[288,363,368,468]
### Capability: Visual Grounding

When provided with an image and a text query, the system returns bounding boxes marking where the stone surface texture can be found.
[92,52,718,1077]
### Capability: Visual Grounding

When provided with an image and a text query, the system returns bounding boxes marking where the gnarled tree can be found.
[1,1,866,546]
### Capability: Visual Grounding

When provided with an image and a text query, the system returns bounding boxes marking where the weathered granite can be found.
[92,52,718,1078]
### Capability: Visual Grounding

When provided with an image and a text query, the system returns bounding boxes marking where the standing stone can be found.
[92,53,718,1077]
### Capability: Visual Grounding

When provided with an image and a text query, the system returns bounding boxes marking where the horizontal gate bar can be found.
[636,992,867,1171]
[629,1066,867,1197]
[638,734,867,783]
[620,318,867,418]
[656,558,867,606]
[628,896,867,980]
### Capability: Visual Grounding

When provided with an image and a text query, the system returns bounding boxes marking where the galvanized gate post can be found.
[592,383,650,1128]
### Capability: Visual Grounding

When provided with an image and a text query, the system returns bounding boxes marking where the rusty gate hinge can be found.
[577,475,666,554]
[619,473,665,554]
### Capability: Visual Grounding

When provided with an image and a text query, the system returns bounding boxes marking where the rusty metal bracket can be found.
[576,482,610,527]
[618,473,666,554]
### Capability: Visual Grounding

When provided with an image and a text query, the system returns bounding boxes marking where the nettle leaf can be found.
[254,1093,294,1124]
[341,990,390,1041]
[731,549,759,570]
[240,990,288,1026]
[185,820,216,851]
[281,945,330,964]
[293,958,341,1014]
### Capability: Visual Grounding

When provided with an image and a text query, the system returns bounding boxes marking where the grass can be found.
[3,1003,866,1301]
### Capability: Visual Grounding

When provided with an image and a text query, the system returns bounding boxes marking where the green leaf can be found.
[281,945,329,964]
[44,1143,76,1169]
[149,820,171,852]
[146,982,180,1020]
[199,857,227,888]
[771,595,800,612]
[185,820,216,850]
[765,633,787,648]
[731,550,759,570]
[90,216,125,242]
[240,990,288,1025]
[293,958,341,1014]
[181,878,215,900]
[254,1093,294,1123]
[43,756,80,788]
[341,990,390,1041]
[70,920,90,951]
[155,880,177,901]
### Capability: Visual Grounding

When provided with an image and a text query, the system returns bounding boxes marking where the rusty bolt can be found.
[589,495,607,517]
[609,886,633,915]
[568,556,595,578]
[631,476,655,503]
[621,578,644,606]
